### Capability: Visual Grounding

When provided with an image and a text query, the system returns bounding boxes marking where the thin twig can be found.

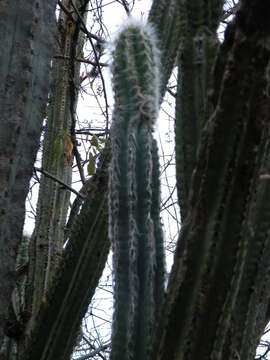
[221,3,240,22]
[58,0,105,43]
[75,130,106,136]
[166,86,176,98]
[70,0,110,136]
[54,54,108,67]
[34,167,85,199]
[57,0,73,20]
[75,343,110,360]
[117,0,130,15]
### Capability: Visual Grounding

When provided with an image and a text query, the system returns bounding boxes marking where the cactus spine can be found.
[109,21,165,360]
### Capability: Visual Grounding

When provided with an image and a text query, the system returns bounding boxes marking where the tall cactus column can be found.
[109,21,165,360]
[175,0,224,220]
[28,0,88,320]
[0,0,57,340]
[151,2,270,359]
[149,0,181,97]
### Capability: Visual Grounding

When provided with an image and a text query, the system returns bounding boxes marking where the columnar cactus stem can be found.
[149,0,181,97]
[151,3,270,358]
[222,126,270,359]
[109,21,164,360]
[0,0,57,339]
[175,0,224,220]
[29,0,88,319]
[12,235,30,323]
[20,147,110,360]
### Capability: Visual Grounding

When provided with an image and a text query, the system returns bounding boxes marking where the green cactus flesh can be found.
[109,21,164,360]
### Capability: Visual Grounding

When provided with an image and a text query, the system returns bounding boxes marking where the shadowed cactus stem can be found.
[151,3,270,359]
[175,0,224,220]
[0,0,57,340]
[109,20,165,360]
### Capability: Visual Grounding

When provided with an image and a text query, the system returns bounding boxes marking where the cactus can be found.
[175,0,224,221]
[149,0,181,97]
[12,235,30,323]
[4,5,179,360]
[0,235,30,358]
[151,2,270,359]
[28,0,88,319]
[20,146,110,360]
[109,21,165,360]
[2,2,270,360]
[0,0,57,340]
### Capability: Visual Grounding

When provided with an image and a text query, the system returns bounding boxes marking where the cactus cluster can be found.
[151,3,270,359]
[109,21,165,360]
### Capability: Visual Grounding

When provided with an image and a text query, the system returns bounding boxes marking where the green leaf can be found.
[90,135,100,150]
[60,129,68,139]
[87,153,96,175]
